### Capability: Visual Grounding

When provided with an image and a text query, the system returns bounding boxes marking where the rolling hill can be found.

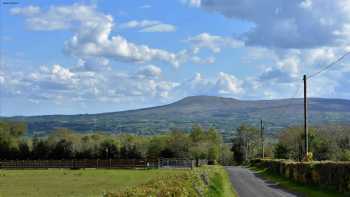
[3,96,350,136]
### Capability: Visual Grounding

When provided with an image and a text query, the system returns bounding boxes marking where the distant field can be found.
[0,169,188,197]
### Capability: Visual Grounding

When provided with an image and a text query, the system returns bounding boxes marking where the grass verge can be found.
[207,166,237,197]
[249,166,346,197]
[107,165,237,197]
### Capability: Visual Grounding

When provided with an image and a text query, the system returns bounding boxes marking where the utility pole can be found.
[260,120,265,159]
[303,75,309,158]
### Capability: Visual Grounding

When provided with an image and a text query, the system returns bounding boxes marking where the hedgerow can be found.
[251,159,350,193]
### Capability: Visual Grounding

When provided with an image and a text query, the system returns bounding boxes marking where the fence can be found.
[0,159,207,169]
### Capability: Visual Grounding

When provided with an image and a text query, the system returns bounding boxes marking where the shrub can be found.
[251,159,350,193]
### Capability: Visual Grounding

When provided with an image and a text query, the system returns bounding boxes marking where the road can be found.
[226,166,300,197]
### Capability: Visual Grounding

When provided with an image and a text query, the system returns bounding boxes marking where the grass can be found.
[106,165,237,197]
[207,166,237,197]
[0,169,188,197]
[0,166,237,197]
[249,166,346,197]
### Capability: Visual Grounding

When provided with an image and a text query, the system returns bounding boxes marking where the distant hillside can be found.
[3,96,350,136]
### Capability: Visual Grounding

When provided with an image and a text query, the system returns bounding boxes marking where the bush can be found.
[251,159,350,193]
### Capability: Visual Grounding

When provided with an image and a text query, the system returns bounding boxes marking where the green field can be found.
[0,169,188,197]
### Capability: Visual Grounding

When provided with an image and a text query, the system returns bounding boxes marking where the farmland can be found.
[0,169,188,197]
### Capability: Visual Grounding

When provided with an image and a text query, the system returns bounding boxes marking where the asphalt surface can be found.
[226,166,299,197]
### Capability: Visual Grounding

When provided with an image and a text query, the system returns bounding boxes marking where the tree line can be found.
[0,121,232,164]
[231,124,350,164]
[2,120,349,164]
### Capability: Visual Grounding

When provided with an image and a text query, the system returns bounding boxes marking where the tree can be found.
[190,124,205,142]
[0,121,27,160]
[274,143,290,159]
[167,130,190,158]
[32,138,50,159]
[206,127,222,163]
[99,139,119,159]
[231,124,260,163]
[50,139,74,159]
[220,144,233,165]
[18,141,31,160]
[147,136,167,159]
[276,127,305,161]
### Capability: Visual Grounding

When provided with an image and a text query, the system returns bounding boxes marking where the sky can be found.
[1,0,350,116]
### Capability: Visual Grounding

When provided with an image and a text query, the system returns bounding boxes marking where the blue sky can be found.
[1,0,350,116]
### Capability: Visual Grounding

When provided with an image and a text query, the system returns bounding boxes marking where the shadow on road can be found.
[251,170,304,197]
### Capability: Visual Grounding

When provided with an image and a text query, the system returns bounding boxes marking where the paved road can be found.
[226,166,300,197]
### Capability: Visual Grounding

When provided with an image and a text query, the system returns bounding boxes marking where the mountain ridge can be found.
[2,96,350,135]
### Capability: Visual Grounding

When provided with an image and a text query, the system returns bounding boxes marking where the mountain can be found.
[3,96,350,136]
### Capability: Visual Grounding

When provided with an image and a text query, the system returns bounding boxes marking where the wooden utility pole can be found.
[303,75,309,158]
[260,120,265,159]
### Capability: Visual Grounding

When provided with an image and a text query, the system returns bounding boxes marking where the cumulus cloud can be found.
[120,20,176,32]
[136,65,162,79]
[192,0,350,49]
[174,72,243,97]
[186,33,243,53]
[181,0,201,7]
[191,56,215,64]
[140,5,152,9]
[141,24,176,32]
[1,63,178,104]
[10,5,40,16]
[215,72,243,95]
[11,4,182,67]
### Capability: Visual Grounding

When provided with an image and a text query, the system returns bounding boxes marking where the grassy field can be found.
[0,169,188,197]
[250,167,346,197]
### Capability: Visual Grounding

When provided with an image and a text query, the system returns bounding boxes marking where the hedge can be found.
[250,159,350,193]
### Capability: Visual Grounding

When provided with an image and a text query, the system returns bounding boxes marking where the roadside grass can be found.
[0,169,187,197]
[107,165,237,197]
[207,165,237,197]
[249,166,346,197]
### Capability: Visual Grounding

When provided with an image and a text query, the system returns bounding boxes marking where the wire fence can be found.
[0,159,208,169]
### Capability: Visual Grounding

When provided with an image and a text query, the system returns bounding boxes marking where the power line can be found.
[308,51,350,79]
[259,81,302,129]
[280,81,303,115]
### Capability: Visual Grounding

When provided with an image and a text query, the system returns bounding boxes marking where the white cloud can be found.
[136,65,162,79]
[1,63,178,104]
[120,20,159,28]
[120,20,176,32]
[141,24,176,32]
[191,56,215,64]
[140,5,152,9]
[181,0,201,7]
[12,4,182,67]
[51,64,75,80]
[186,33,244,53]
[10,5,40,16]
[194,0,350,49]
[215,72,243,95]
[174,72,243,97]
[299,0,313,9]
